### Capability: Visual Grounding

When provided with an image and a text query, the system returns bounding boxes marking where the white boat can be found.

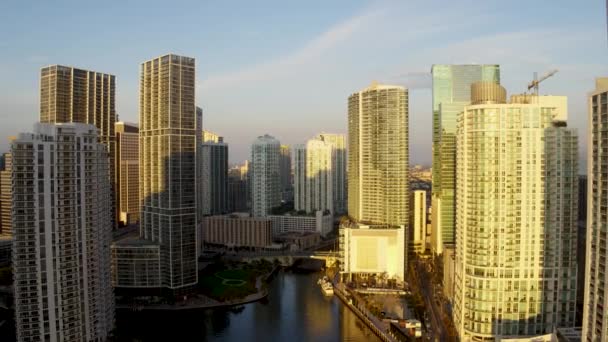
[319,278,334,296]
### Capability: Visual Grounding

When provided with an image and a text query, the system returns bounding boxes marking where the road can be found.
[413,261,447,341]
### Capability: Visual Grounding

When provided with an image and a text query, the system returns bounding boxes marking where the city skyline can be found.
[0,1,605,171]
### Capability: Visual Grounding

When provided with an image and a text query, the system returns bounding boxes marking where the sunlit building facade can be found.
[0,153,12,236]
[317,133,347,215]
[431,64,500,255]
[294,138,334,214]
[454,86,578,340]
[583,78,608,342]
[347,82,409,226]
[251,134,281,217]
[115,122,139,226]
[39,65,117,226]
[139,54,198,291]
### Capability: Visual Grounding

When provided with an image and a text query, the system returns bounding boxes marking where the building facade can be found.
[0,153,12,235]
[347,82,409,226]
[115,122,139,226]
[200,137,229,216]
[410,190,427,254]
[454,87,578,340]
[228,165,249,213]
[201,215,273,252]
[583,78,608,342]
[39,65,117,226]
[317,133,347,215]
[431,64,500,255]
[294,138,334,214]
[250,135,281,217]
[139,54,198,291]
[280,144,293,202]
[268,210,333,237]
[12,123,114,342]
[339,223,406,282]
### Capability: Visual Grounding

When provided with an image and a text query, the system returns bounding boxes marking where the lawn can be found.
[199,263,263,302]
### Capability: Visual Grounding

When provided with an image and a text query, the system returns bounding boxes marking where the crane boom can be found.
[527,69,558,95]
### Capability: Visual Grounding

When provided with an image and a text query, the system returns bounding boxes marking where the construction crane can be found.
[527,69,558,95]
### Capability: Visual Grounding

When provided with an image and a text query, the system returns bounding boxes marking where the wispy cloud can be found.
[200,8,385,90]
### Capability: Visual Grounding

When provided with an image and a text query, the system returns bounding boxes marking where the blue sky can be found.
[0,0,606,171]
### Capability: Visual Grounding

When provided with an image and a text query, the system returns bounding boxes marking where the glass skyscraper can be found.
[431,64,500,254]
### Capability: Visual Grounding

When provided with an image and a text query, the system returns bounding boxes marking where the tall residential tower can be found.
[12,123,114,341]
[115,122,139,226]
[454,84,578,340]
[250,135,281,217]
[583,78,608,342]
[139,54,198,291]
[339,82,409,283]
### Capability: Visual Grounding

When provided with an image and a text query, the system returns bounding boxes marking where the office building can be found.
[453,84,578,340]
[317,133,347,215]
[228,166,249,213]
[250,134,281,217]
[410,190,427,254]
[12,123,114,341]
[294,137,334,214]
[583,78,608,342]
[431,64,500,255]
[139,54,198,291]
[280,144,293,202]
[115,122,139,226]
[0,153,12,235]
[39,65,117,226]
[201,137,228,215]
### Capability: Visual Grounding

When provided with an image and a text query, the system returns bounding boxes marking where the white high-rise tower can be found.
[12,123,114,342]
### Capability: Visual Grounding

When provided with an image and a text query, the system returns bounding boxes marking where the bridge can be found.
[222,250,339,267]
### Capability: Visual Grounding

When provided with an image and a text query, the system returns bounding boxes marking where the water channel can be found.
[115,271,382,341]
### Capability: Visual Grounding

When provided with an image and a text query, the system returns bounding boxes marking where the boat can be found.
[318,277,334,296]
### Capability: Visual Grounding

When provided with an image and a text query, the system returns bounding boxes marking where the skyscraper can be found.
[293,144,307,212]
[280,144,293,202]
[200,136,229,216]
[12,123,114,342]
[454,84,578,339]
[0,152,12,236]
[431,64,500,254]
[251,134,281,217]
[339,82,409,282]
[347,82,409,226]
[115,122,139,226]
[317,133,347,215]
[583,78,608,341]
[293,137,334,214]
[39,65,117,225]
[140,54,197,291]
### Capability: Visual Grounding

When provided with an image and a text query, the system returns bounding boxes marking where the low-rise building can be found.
[268,210,333,237]
[339,222,405,282]
[201,214,273,252]
[111,236,161,289]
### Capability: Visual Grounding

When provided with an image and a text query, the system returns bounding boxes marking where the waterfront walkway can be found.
[332,281,397,342]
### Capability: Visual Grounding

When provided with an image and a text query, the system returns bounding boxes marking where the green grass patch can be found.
[198,262,269,302]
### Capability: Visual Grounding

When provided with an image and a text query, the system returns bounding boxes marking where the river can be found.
[114,271,382,341]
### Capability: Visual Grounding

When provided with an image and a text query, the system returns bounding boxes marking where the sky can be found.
[0,0,606,172]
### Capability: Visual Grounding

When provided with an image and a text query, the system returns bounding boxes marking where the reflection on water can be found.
[115,271,381,342]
